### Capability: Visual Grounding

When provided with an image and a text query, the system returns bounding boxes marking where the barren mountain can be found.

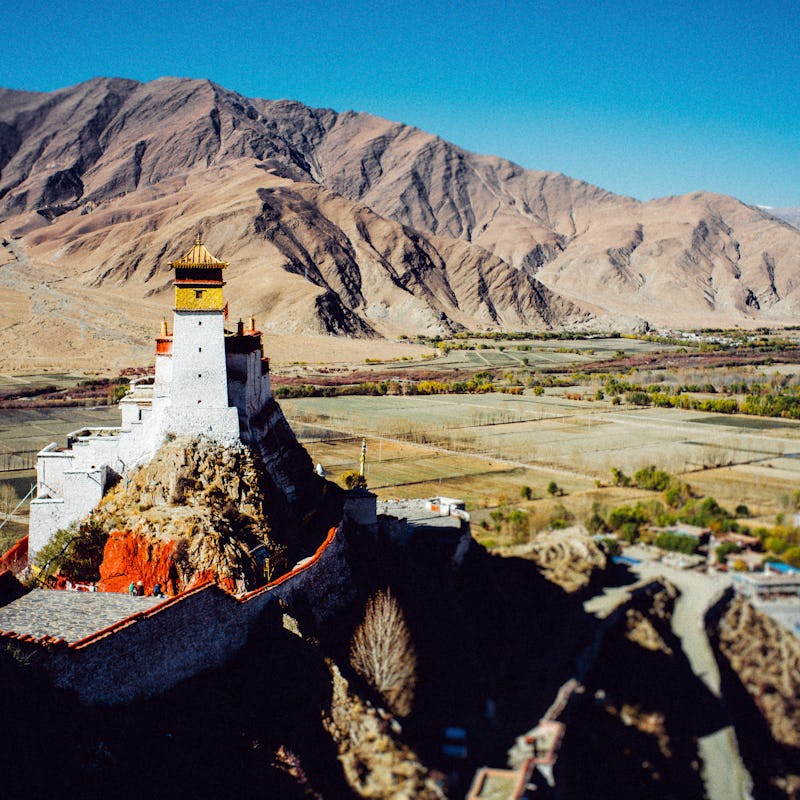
[769,207,800,230]
[0,77,798,368]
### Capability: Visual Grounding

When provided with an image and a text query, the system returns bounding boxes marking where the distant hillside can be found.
[1,77,799,367]
[768,207,800,230]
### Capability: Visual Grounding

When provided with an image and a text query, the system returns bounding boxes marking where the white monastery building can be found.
[29,236,272,560]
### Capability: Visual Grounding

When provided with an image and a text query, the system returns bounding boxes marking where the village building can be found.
[733,563,800,601]
[28,235,272,563]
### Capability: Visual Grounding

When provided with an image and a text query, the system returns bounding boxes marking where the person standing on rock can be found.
[136,580,144,597]
[129,581,136,598]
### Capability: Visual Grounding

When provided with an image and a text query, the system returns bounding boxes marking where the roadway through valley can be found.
[585,558,754,800]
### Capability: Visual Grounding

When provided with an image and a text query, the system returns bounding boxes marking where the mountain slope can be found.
[0,77,798,368]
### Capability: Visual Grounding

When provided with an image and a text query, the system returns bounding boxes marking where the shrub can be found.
[584,502,607,534]
[625,391,651,406]
[619,522,639,543]
[715,541,741,562]
[550,503,574,529]
[782,547,800,568]
[664,479,692,508]
[600,538,621,557]
[34,518,108,583]
[654,532,698,555]
[339,470,367,490]
[611,467,631,487]
[633,465,671,491]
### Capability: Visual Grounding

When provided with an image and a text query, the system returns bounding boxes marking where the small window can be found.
[198,347,202,352]
[195,290,203,299]
[198,321,202,326]
[198,399,202,404]
[198,374,202,378]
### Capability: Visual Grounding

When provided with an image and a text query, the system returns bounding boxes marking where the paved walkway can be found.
[0,590,164,642]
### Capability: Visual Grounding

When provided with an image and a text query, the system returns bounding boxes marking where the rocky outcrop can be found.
[92,436,278,592]
[98,531,179,593]
[245,397,343,552]
[498,525,607,592]
[558,578,707,799]
[716,597,800,750]
[323,662,444,799]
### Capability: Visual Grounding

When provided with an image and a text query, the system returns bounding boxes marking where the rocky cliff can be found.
[91,436,279,592]
[1,77,799,369]
[558,579,707,799]
[711,597,800,797]
[716,597,800,750]
[42,422,342,594]
[496,525,607,592]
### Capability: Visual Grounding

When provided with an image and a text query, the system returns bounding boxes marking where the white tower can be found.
[162,235,239,442]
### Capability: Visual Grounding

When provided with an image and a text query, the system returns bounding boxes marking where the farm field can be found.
[291,431,595,504]
[0,372,92,391]
[0,406,122,513]
[0,406,122,454]
[282,392,800,515]
[1,374,798,539]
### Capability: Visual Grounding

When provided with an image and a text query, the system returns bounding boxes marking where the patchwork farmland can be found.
[281,392,800,515]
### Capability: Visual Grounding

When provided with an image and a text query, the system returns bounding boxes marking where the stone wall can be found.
[2,526,348,705]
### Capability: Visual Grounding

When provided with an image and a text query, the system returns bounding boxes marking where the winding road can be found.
[585,558,754,800]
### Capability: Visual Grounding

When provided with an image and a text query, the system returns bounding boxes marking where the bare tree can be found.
[350,589,417,716]
[0,483,19,516]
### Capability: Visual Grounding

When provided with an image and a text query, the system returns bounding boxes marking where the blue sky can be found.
[3,0,798,206]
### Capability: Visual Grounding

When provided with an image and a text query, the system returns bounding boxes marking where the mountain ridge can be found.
[0,76,798,368]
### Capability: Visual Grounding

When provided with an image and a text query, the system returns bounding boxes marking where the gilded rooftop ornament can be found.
[169,233,229,269]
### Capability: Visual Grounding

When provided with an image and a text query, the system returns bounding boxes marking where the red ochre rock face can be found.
[186,568,236,593]
[98,531,179,595]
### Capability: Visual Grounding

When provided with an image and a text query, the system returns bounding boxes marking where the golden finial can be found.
[160,318,168,336]
[248,315,256,331]
[195,232,203,246]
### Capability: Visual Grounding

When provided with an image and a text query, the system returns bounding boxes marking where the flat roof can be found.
[377,499,463,530]
[0,590,164,643]
[734,572,800,587]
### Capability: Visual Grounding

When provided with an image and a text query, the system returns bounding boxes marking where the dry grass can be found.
[284,393,800,516]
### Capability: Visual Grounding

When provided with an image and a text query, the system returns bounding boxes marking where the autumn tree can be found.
[350,589,417,716]
[339,470,367,490]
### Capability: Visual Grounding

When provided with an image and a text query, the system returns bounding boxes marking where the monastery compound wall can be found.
[1,526,352,705]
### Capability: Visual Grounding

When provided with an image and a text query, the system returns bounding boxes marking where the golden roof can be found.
[169,234,228,269]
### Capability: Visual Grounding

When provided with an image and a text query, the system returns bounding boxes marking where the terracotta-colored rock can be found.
[186,569,236,593]
[98,530,179,595]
